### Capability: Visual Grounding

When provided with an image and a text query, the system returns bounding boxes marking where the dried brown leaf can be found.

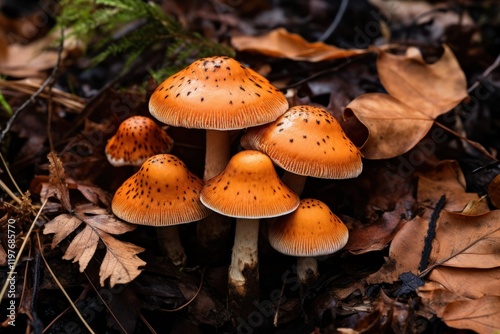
[428,210,500,269]
[75,183,111,206]
[488,174,500,208]
[97,232,146,287]
[418,283,500,334]
[231,27,370,62]
[43,204,145,286]
[62,224,100,272]
[43,213,83,248]
[47,152,71,212]
[428,267,500,299]
[366,216,427,284]
[417,160,480,220]
[0,244,6,266]
[377,46,468,118]
[345,93,434,160]
[345,46,467,159]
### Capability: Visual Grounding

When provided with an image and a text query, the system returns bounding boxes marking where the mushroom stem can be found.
[197,130,233,249]
[157,226,187,266]
[204,130,231,180]
[281,172,307,195]
[228,218,260,316]
[297,257,319,285]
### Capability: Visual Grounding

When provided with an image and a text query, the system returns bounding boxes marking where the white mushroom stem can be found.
[157,226,187,266]
[281,172,307,195]
[297,257,319,285]
[197,130,233,248]
[228,218,259,299]
[280,172,319,284]
[203,130,231,180]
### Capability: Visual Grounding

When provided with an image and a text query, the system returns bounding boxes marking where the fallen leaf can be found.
[345,46,468,159]
[418,282,500,334]
[366,216,427,284]
[417,160,480,220]
[377,46,467,117]
[47,152,72,212]
[44,204,146,287]
[488,174,500,208]
[0,244,6,266]
[428,267,500,299]
[0,29,83,78]
[231,27,370,62]
[427,210,500,270]
[345,93,433,160]
[346,200,409,255]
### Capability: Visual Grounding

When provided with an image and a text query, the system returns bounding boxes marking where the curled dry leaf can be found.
[47,152,72,212]
[43,204,146,287]
[418,282,500,334]
[417,160,480,220]
[231,27,370,62]
[366,215,428,284]
[488,173,500,208]
[345,46,468,159]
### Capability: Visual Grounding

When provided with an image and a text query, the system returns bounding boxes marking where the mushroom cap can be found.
[200,150,300,219]
[149,56,289,130]
[268,198,349,257]
[240,105,363,179]
[105,116,174,167]
[111,154,210,226]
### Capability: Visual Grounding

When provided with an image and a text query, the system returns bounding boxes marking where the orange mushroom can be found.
[268,198,349,284]
[149,56,289,248]
[105,116,174,167]
[200,150,299,312]
[112,154,209,265]
[241,105,362,194]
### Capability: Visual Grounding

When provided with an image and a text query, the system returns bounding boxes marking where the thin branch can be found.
[159,267,206,312]
[0,30,65,145]
[317,0,350,42]
[468,52,500,93]
[36,233,96,334]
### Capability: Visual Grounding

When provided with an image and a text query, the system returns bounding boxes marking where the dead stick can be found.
[418,195,446,273]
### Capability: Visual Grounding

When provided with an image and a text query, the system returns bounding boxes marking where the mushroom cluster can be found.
[107,56,363,320]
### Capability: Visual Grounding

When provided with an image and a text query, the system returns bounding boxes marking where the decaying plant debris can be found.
[1,1,499,333]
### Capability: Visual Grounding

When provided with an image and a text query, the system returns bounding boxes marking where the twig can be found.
[159,267,207,312]
[0,198,48,301]
[468,52,500,93]
[317,0,350,42]
[83,271,129,334]
[418,195,446,273]
[36,233,96,334]
[273,271,288,327]
[0,30,65,145]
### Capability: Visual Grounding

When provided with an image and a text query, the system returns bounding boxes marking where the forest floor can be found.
[0,0,500,333]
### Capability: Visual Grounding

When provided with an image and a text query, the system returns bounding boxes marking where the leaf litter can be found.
[0,1,499,333]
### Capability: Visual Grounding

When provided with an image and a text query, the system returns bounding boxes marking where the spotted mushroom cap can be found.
[268,198,349,257]
[240,105,363,179]
[200,150,300,219]
[149,56,289,130]
[111,154,210,226]
[105,116,174,167]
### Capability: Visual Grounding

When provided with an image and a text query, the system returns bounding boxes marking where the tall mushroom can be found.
[268,198,349,284]
[105,115,174,167]
[200,150,299,317]
[241,105,362,194]
[149,56,289,248]
[111,154,210,265]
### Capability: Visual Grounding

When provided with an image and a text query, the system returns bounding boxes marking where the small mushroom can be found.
[105,116,174,167]
[111,154,210,266]
[200,150,299,316]
[268,198,349,284]
[149,56,289,248]
[241,105,362,194]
